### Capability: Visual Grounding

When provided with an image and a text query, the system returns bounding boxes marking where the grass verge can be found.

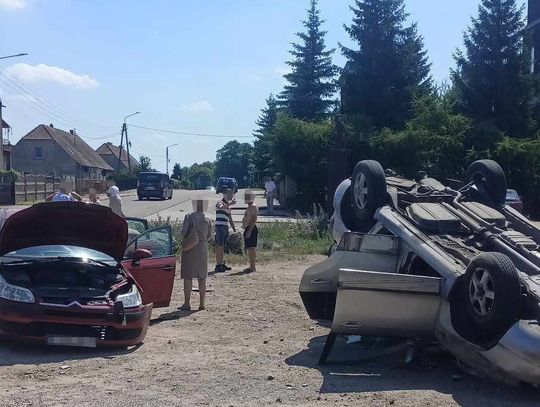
[149,215,332,265]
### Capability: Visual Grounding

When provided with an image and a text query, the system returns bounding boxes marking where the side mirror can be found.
[132,248,152,265]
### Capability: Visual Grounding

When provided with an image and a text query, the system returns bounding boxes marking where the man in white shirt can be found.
[107,183,125,217]
[264,176,277,215]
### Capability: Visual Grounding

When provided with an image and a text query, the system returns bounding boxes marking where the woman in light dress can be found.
[179,199,212,311]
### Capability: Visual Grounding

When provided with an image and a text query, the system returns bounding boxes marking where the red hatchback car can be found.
[0,202,176,348]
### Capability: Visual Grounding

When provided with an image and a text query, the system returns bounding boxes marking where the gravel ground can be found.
[1,256,539,407]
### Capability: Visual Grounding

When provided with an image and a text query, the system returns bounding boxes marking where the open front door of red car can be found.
[122,226,176,308]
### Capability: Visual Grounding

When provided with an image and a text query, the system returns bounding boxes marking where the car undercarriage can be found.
[300,159,540,386]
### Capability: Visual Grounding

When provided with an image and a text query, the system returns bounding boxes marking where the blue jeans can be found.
[215,225,229,246]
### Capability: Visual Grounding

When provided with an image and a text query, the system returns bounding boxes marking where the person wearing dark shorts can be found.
[242,190,258,273]
[215,188,236,273]
[244,225,258,249]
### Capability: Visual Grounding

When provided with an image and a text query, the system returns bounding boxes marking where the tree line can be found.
[164,0,540,215]
[252,0,540,215]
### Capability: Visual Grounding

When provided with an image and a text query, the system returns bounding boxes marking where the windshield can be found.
[140,174,163,182]
[506,190,519,200]
[2,245,115,262]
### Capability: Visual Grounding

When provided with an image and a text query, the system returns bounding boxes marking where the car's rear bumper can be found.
[0,299,152,347]
[138,189,166,198]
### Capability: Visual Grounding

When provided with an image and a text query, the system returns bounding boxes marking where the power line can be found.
[0,67,116,131]
[128,124,253,139]
[0,82,119,142]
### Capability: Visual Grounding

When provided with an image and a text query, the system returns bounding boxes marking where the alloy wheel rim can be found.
[354,173,368,210]
[469,267,495,317]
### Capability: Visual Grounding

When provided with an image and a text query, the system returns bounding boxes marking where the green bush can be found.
[0,169,21,180]
[170,179,182,189]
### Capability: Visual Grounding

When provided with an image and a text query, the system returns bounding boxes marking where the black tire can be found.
[451,252,521,347]
[464,160,507,206]
[350,160,387,225]
[138,195,142,201]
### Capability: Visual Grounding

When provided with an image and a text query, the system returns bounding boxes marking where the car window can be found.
[140,174,162,182]
[124,227,173,259]
[3,245,114,262]
[126,218,147,234]
[506,190,519,200]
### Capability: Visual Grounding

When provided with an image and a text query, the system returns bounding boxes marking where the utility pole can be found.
[118,111,140,173]
[166,144,178,175]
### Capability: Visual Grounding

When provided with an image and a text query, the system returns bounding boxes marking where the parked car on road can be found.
[505,189,523,212]
[137,172,173,200]
[0,202,176,348]
[216,177,238,194]
[301,159,540,386]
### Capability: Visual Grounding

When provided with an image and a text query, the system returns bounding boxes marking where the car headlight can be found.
[0,274,34,303]
[116,286,142,308]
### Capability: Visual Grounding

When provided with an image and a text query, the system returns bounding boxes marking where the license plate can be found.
[145,187,155,190]
[47,336,97,348]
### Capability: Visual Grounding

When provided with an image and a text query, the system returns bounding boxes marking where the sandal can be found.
[198,305,206,311]
[178,304,191,311]
[243,268,252,273]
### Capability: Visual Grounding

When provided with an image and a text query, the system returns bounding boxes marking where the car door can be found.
[122,226,176,308]
[332,268,442,339]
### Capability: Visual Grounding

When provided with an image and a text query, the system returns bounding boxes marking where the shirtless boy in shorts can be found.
[242,191,258,273]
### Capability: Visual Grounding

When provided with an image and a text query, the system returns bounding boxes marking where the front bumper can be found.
[0,299,152,347]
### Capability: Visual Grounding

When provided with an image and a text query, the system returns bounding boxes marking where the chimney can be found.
[49,123,54,128]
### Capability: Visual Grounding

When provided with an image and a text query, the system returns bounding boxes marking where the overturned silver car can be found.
[300,159,540,385]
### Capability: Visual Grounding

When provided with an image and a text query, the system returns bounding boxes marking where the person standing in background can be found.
[45,181,82,202]
[242,190,258,273]
[88,188,101,205]
[107,182,125,217]
[214,188,236,273]
[264,176,276,215]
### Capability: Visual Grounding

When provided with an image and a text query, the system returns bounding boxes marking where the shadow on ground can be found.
[150,309,199,326]
[286,335,540,407]
[0,340,139,367]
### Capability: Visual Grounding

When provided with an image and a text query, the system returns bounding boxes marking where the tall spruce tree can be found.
[253,94,279,176]
[340,0,431,130]
[279,0,339,121]
[452,0,534,140]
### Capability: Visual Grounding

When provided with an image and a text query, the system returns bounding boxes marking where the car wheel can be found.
[351,160,387,226]
[464,160,507,206]
[451,252,521,347]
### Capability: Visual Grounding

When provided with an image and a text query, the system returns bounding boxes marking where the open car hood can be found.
[0,202,128,262]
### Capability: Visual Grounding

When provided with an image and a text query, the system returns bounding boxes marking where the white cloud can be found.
[180,100,214,114]
[4,63,99,89]
[274,65,292,76]
[0,0,27,10]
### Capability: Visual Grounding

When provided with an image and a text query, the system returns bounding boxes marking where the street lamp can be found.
[124,111,141,124]
[166,143,178,175]
[118,111,141,172]
[0,52,27,171]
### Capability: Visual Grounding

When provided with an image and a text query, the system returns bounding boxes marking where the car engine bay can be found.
[0,260,126,305]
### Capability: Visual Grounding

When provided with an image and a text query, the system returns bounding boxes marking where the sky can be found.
[0,0,529,173]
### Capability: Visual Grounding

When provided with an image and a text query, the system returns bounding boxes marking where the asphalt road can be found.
[118,189,213,219]
[119,188,288,223]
